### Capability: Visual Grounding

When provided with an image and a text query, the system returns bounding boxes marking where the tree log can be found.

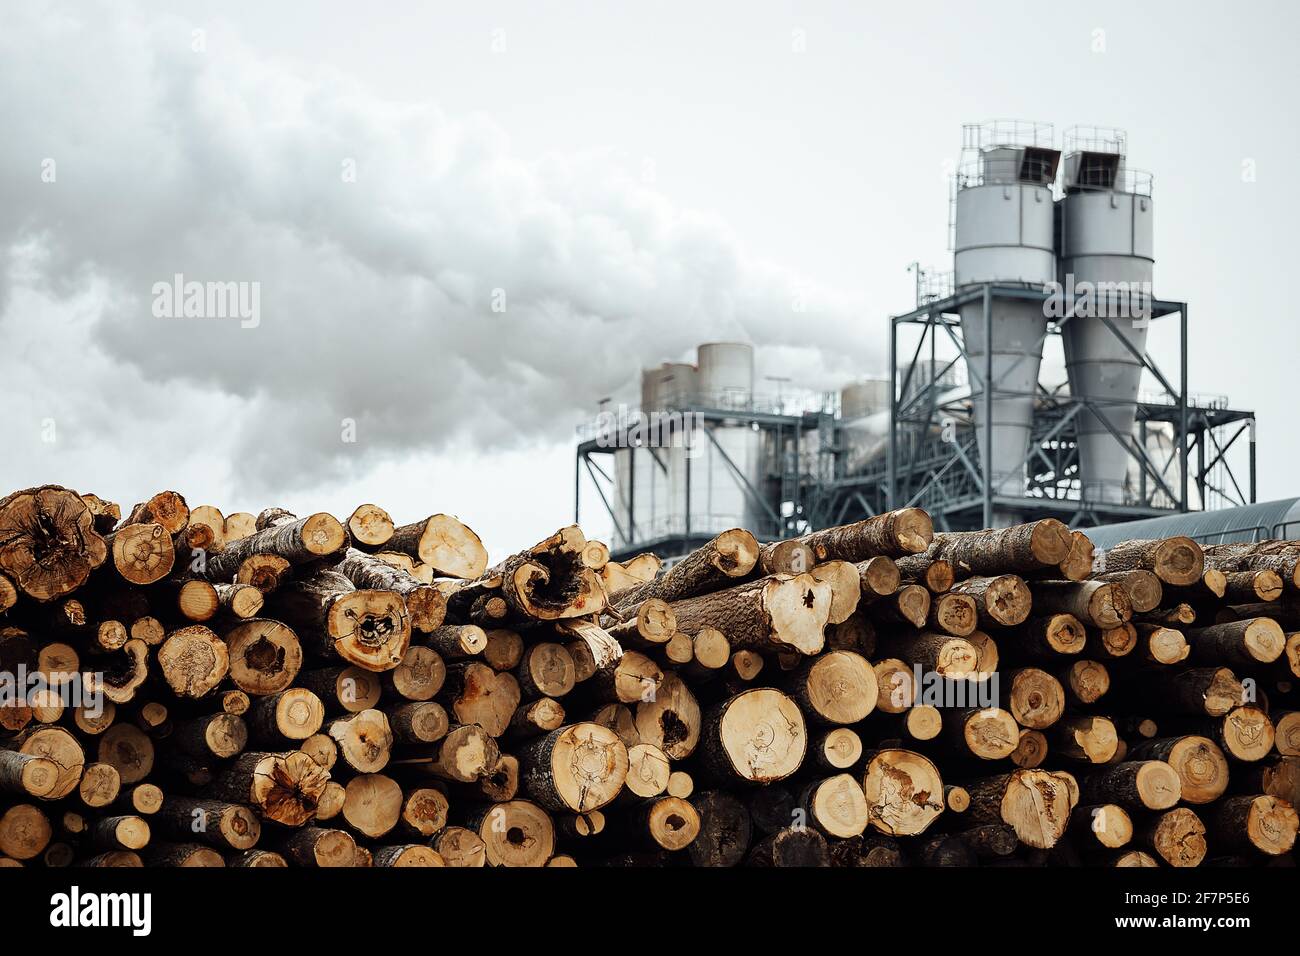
[271,570,409,672]
[210,750,328,826]
[759,509,933,575]
[157,625,229,698]
[860,749,944,837]
[948,575,1032,628]
[388,514,487,580]
[0,486,109,601]
[931,519,1072,576]
[697,688,807,785]
[965,769,1074,849]
[519,723,629,812]
[1101,536,1203,586]
[1128,735,1230,805]
[336,548,446,633]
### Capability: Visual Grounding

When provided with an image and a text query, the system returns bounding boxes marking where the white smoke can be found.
[0,3,873,528]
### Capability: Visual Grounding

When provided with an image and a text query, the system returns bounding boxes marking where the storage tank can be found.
[840,379,891,420]
[692,343,763,534]
[1058,127,1154,505]
[953,122,1060,502]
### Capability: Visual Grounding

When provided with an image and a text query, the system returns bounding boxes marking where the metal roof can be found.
[1082,498,1300,548]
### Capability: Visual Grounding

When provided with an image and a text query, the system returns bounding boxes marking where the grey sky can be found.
[2,0,1296,556]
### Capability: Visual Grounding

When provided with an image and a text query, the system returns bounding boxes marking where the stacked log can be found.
[0,491,1296,867]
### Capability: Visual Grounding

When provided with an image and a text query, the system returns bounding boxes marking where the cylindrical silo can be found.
[953,124,1060,502]
[691,343,763,535]
[840,379,891,421]
[1059,130,1154,505]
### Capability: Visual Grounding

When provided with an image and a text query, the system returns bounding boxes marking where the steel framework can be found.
[575,284,1257,556]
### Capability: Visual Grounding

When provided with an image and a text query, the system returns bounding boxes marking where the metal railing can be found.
[1064,125,1127,156]
[1066,167,1154,197]
[963,120,1054,150]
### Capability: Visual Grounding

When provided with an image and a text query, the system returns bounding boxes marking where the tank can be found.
[840,379,890,420]
[953,123,1060,501]
[691,343,763,535]
[1058,128,1154,505]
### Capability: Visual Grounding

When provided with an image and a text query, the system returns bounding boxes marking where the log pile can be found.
[1,487,1297,867]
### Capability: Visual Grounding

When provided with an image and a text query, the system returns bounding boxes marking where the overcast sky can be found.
[2,0,1296,557]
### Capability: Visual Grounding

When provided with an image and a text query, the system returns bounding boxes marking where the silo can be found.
[953,122,1060,503]
[1058,128,1154,504]
[628,362,699,544]
[692,343,763,535]
[840,379,891,421]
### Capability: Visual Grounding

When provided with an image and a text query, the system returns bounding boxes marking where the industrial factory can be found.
[576,121,1263,561]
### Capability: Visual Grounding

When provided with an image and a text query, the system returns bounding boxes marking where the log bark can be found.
[948,575,1032,628]
[687,791,751,867]
[746,826,829,867]
[616,529,758,607]
[758,509,933,574]
[1187,618,1285,667]
[1081,760,1182,810]
[388,514,488,580]
[155,797,259,850]
[1210,794,1298,856]
[519,723,629,812]
[864,582,930,629]
[1102,536,1204,586]
[965,769,1074,849]
[1031,580,1131,629]
[931,519,1072,576]
[204,513,348,581]
[336,548,447,633]
[270,570,410,672]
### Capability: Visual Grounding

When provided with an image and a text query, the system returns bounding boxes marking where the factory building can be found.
[576,122,1258,560]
